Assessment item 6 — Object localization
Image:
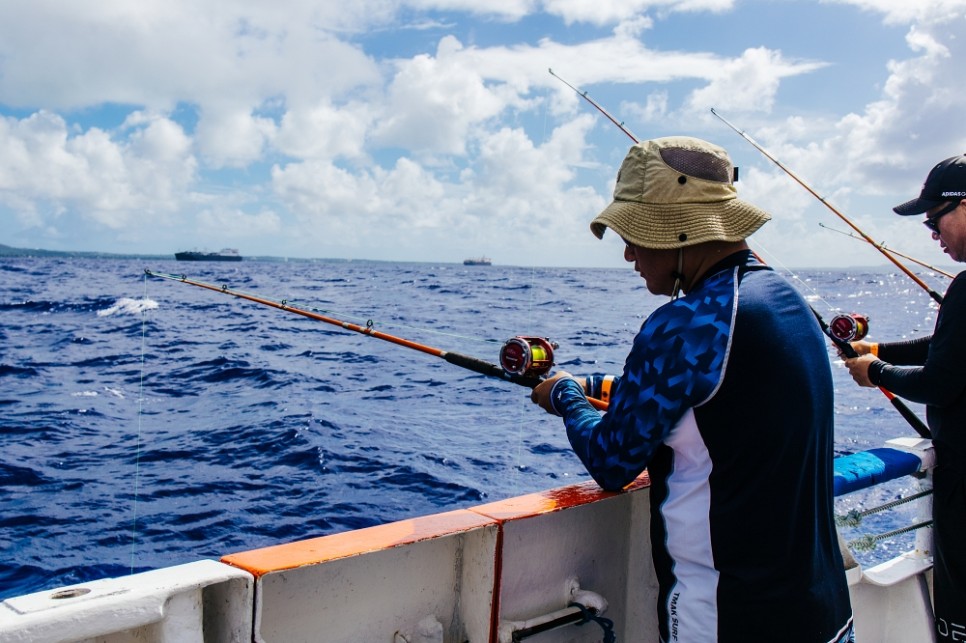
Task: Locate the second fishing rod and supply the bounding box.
[549,69,931,439]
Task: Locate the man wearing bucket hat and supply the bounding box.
[532,136,854,642]
[844,153,966,640]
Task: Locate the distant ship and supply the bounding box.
[175,248,243,262]
[463,256,491,266]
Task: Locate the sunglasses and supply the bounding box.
[923,200,961,234]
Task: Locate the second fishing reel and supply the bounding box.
[500,336,557,379]
[828,313,870,342]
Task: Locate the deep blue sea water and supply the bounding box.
[0,256,951,601]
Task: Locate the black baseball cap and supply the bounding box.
[894,154,966,215]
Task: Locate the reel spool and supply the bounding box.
[499,336,557,378]
[829,313,870,342]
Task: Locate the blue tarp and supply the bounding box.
[833,448,923,496]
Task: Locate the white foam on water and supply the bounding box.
[97,297,159,317]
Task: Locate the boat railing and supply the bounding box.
[832,436,936,641]
[833,436,934,561]
[0,439,939,642]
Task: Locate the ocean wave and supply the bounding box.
[97,297,159,317]
[0,364,41,378]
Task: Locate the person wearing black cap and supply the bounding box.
[844,153,966,641]
[532,136,854,642]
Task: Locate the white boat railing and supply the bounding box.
[0,439,938,642]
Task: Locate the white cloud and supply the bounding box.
[685,47,828,115]
[269,115,603,258]
[0,111,196,231]
[763,14,966,196]
[195,207,283,237]
[372,37,506,156]
[406,0,537,20]
[544,0,734,25]
[825,0,966,26]
[195,107,276,168]
[276,102,371,161]
[0,2,382,109]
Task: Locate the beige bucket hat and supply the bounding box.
[590,136,771,249]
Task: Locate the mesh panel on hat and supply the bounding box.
[660,147,731,183]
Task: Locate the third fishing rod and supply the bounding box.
[818,222,955,279]
[710,108,945,305]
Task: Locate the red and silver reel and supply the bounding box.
[499,336,557,378]
[828,313,870,342]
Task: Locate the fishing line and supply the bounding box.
[752,240,930,439]
[130,272,149,573]
[284,298,502,350]
[750,241,840,313]
[818,222,955,280]
[511,104,554,479]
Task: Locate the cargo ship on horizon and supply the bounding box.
[174,248,242,262]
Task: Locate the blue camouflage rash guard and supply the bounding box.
[549,250,853,643]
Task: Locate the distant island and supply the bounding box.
[0,243,171,260]
[0,243,407,265]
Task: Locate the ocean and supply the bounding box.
[0,256,950,601]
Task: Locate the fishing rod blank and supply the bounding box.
[548,68,638,144]
[144,270,608,410]
[710,108,944,305]
[816,312,931,440]
[819,222,955,279]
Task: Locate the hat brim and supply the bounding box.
[590,198,771,249]
[893,196,943,216]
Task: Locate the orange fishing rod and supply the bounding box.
[818,222,956,279]
[145,269,608,411]
[710,108,944,305]
[814,310,931,439]
[549,70,931,438]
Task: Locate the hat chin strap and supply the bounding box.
[670,248,684,300]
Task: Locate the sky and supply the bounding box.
[1,0,965,269]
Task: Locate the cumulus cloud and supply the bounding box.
[685,47,828,115]
[705,5,966,267]
[372,37,506,156]
[755,13,966,196]
[0,110,196,230]
[269,115,602,257]
[544,0,734,25]
[195,106,276,168]
[1,0,964,266]
[195,207,283,237]
[825,0,966,26]
[276,102,371,161]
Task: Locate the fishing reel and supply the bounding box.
[828,313,870,342]
[499,336,557,378]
